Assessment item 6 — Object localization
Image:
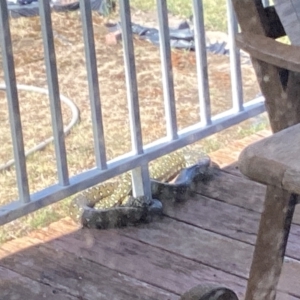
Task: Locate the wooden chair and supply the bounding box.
[232,1,300,299]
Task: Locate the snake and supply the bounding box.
[180,284,239,300]
[69,149,212,229]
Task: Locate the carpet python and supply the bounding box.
[69,149,212,229]
[180,283,239,300]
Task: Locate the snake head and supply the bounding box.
[175,156,211,185]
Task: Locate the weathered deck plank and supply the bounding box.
[119,216,300,298]
[163,190,300,261]
[196,168,300,225]
[197,167,266,212]
[26,223,246,299]
[59,213,300,298]
[0,265,77,300]
[121,217,253,277]
[222,161,242,177]
[0,236,176,300]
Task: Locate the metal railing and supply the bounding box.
[0,0,266,226]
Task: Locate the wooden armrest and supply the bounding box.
[239,123,300,194]
[236,32,300,73]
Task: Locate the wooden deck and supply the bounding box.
[1,130,300,300]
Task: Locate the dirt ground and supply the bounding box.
[0,10,260,210]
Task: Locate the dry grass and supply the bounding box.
[130,0,228,31]
[0,7,264,244]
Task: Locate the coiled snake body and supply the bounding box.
[69,149,211,229]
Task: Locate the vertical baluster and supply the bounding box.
[119,0,151,200]
[227,0,244,112]
[157,0,178,140]
[0,0,30,202]
[192,0,211,124]
[39,0,69,185]
[79,0,107,170]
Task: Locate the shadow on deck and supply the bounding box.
[1,130,300,300]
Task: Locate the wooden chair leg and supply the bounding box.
[245,185,297,300]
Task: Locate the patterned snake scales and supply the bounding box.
[69,151,239,300]
[69,149,212,229]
